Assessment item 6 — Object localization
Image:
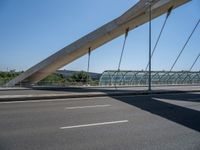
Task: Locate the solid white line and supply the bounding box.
[60,120,128,129]
[188,98,200,101]
[156,97,200,101]
[65,104,111,109]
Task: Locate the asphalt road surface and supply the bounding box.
[0,92,200,150]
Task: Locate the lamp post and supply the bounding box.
[87,47,91,85]
[148,0,152,92]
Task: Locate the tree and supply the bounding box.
[68,71,91,83]
[39,73,65,83]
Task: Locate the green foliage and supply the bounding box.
[0,71,22,85]
[68,71,91,83]
[38,71,93,86]
[39,73,65,84]
[0,70,99,86]
[0,71,21,80]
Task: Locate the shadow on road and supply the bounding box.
[111,93,200,132]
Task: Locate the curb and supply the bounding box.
[0,90,199,102]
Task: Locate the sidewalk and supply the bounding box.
[0,85,199,102]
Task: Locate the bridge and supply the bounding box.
[1,1,200,149]
[6,0,191,87]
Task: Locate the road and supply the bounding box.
[0,92,200,150]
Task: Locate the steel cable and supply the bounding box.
[145,7,173,71]
[170,19,200,71]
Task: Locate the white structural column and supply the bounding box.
[6,0,190,86]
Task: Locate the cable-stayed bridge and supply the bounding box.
[6,0,199,87]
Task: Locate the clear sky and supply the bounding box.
[0,0,199,73]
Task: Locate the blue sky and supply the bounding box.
[0,0,199,73]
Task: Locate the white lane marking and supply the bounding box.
[60,120,128,129]
[65,104,111,109]
[155,97,200,102]
[188,98,200,101]
[0,92,198,104]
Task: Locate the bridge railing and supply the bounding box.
[99,70,200,86]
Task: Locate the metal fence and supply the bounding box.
[99,70,200,86]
